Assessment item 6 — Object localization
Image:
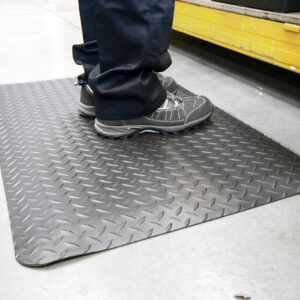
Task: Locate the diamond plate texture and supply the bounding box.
[0,78,300,267]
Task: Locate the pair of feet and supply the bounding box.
[78,74,213,138]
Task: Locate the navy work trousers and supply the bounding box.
[73,0,175,120]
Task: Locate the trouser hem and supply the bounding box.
[96,92,166,121]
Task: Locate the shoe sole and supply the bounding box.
[94,111,212,138]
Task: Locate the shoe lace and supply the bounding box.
[161,92,182,109]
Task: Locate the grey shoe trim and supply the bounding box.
[94,120,137,137]
[94,112,212,138]
[79,102,96,117]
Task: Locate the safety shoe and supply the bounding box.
[94,92,213,138]
[78,73,178,118]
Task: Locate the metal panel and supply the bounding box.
[173,1,300,73]
[181,0,300,25]
[0,78,299,267]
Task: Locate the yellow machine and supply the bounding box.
[173,0,300,74]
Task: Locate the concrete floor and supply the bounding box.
[0,1,300,299]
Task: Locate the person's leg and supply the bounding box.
[72,0,98,83]
[73,0,212,138]
[89,0,175,120]
[74,0,178,118]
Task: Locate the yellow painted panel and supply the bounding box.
[173,1,300,73]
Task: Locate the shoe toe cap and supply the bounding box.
[186,96,213,123]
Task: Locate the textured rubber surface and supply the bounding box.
[0,78,300,267]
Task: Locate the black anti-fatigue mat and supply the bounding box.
[0,78,300,267]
